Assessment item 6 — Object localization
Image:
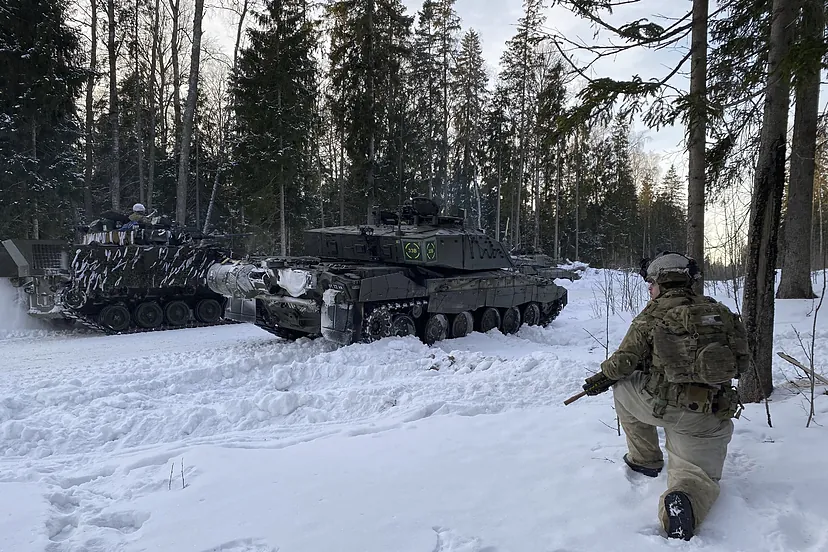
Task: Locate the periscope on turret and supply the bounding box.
[208,197,570,346]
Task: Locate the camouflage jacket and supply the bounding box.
[600,288,741,381]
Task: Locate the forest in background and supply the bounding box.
[0,0,826,273]
[2,0,828,403]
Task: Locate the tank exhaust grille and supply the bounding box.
[31,244,66,270]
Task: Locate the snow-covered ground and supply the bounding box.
[1,270,826,552]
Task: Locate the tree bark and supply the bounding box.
[84,0,97,218]
[134,0,146,205]
[687,0,708,293]
[739,0,798,404]
[147,0,160,211]
[169,0,182,163]
[107,0,120,211]
[175,0,205,225]
[204,0,247,233]
[776,0,822,299]
[555,143,562,259]
[575,127,580,261]
[496,147,502,242]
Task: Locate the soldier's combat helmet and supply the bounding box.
[638,251,700,287]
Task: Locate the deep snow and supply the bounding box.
[0,269,826,552]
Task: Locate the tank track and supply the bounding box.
[60,310,241,336]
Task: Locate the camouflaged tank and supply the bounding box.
[208,197,569,346]
[1,211,235,334]
[510,248,582,282]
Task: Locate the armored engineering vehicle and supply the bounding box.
[208,197,569,346]
[1,211,234,334]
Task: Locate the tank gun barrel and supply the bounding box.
[206,261,271,299]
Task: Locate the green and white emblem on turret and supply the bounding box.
[403,241,421,260]
[425,241,436,261]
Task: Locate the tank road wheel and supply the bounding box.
[424,314,449,345]
[164,300,190,326]
[476,307,501,333]
[363,307,393,342]
[450,311,473,339]
[522,302,542,327]
[390,314,417,337]
[195,298,222,324]
[134,301,164,329]
[500,306,522,335]
[98,305,131,333]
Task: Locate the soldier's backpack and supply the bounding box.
[651,298,750,385]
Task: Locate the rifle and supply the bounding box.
[563,390,587,406]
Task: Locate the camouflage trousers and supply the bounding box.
[613,371,734,533]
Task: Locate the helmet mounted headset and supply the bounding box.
[638,251,700,287]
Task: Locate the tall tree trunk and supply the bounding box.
[740,0,797,404]
[278,89,286,255]
[84,0,97,218]
[440,5,449,205]
[777,0,822,299]
[107,0,120,211]
[496,149,502,242]
[147,0,160,211]
[555,144,562,259]
[575,129,580,261]
[204,0,247,233]
[233,0,249,68]
[339,130,345,225]
[169,0,182,163]
[175,0,205,225]
[134,0,146,205]
[687,0,708,293]
[367,0,376,206]
[32,124,40,238]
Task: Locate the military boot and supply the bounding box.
[623,453,662,478]
[664,491,695,541]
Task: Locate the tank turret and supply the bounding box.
[210,197,569,346]
[303,197,511,271]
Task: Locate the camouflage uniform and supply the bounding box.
[129,203,147,223]
[600,285,745,536]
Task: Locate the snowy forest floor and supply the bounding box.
[0,269,826,552]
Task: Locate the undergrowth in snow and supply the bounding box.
[0,268,826,552]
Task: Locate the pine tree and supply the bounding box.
[450,29,488,222]
[602,117,639,265]
[534,54,567,256]
[410,0,440,199]
[434,0,460,205]
[480,84,514,241]
[327,0,413,218]
[231,0,319,254]
[0,0,86,239]
[498,0,545,247]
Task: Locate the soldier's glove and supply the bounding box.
[583,372,616,396]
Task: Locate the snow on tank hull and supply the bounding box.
[2,233,235,334]
[207,197,569,346]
